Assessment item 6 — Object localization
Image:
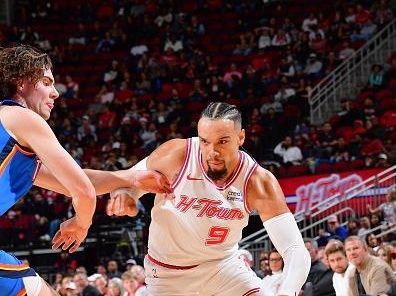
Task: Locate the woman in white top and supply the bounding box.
[262,250,284,295]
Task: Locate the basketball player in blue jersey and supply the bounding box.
[0,45,171,295]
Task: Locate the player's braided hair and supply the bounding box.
[201,102,242,128]
[0,44,52,98]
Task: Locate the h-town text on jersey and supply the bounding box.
[175,195,245,220]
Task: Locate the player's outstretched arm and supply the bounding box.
[1,107,96,252]
[247,166,310,296]
[107,138,187,217]
[34,166,171,196]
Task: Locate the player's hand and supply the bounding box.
[51,216,90,253]
[132,170,172,194]
[107,188,139,217]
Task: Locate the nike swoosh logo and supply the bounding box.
[186,173,203,181]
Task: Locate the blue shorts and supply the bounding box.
[0,250,36,296]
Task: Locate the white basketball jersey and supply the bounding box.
[148,137,258,266]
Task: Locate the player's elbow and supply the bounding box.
[291,244,311,276]
[71,181,96,201]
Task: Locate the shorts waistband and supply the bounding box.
[147,254,199,270]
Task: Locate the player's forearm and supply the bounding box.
[71,184,96,228]
[263,212,310,295]
[83,169,133,195]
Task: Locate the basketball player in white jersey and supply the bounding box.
[107,102,311,296]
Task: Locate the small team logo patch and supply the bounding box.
[226,191,243,202]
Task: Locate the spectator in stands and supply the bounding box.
[376,153,391,168]
[274,83,296,103]
[370,213,383,234]
[73,271,101,296]
[233,33,253,56]
[257,28,272,50]
[63,75,79,99]
[223,63,242,88]
[318,247,330,268]
[351,19,378,41]
[355,4,371,26]
[278,58,296,78]
[57,276,73,296]
[338,41,356,61]
[344,236,395,295]
[303,238,336,296]
[130,265,146,287]
[367,64,384,89]
[374,0,394,25]
[77,115,98,144]
[302,13,318,32]
[96,264,107,278]
[122,270,147,296]
[164,34,183,53]
[368,189,396,226]
[107,260,122,279]
[327,215,348,241]
[273,136,303,166]
[68,23,87,45]
[54,251,78,275]
[96,31,115,53]
[304,53,323,79]
[272,29,291,47]
[358,216,371,237]
[325,240,356,296]
[377,244,394,270]
[346,218,360,236]
[93,275,108,295]
[262,249,284,295]
[108,277,124,296]
[366,233,380,251]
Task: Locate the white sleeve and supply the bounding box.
[263,212,311,296]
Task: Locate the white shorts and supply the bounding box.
[144,253,266,296]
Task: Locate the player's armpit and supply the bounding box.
[246,166,289,221]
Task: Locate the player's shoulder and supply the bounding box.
[151,138,187,157]
[147,138,188,173]
[250,165,276,183]
[0,105,49,146]
[0,105,44,127]
[247,165,281,193]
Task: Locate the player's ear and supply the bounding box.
[16,80,26,95]
[238,129,245,146]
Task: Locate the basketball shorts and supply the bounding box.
[144,253,267,296]
[0,250,42,296]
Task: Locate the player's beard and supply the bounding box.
[206,163,228,180]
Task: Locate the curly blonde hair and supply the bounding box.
[0,44,52,98]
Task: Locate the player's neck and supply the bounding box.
[13,96,27,108]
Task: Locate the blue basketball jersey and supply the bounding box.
[0,100,41,294]
[0,100,41,216]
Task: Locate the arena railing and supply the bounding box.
[309,18,396,125]
[240,165,396,250]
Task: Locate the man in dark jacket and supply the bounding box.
[303,238,336,296]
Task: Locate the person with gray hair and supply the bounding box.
[344,235,395,295]
[108,277,125,296]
